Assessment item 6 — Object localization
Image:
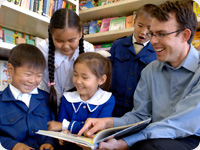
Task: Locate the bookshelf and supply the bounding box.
[0,0,79,59]
[80,0,188,44]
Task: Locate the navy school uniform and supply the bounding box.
[109,34,157,117]
[57,88,115,134]
[0,85,56,149]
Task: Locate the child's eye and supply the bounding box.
[83,77,88,80]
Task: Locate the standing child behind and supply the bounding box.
[110,4,157,117]
[38,8,94,116]
[0,44,56,150]
[48,52,115,134]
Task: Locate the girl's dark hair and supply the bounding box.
[151,1,197,44]
[74,52,112,91]
[48,8,84,116]
[9,43,46,70]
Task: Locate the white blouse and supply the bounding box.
[37,39,94,105]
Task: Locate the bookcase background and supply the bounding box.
[0,0,199,59]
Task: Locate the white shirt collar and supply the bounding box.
[9,83,38,107]
[54,48,79,68]
[63,88,112,112]
[132,34,149,46]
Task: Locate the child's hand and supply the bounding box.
[48,121,62,131]
[40,143,54,150]
[59,129,70,145]
[12,143,34,150]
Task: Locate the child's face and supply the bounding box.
[52,28,82,59]
[7,63,43,93]
[134,14,152,44]
[73,62,106,101]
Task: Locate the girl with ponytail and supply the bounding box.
[38,9,94,117]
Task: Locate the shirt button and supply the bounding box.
[10,119,14,122]
[128,88,131,91]
[125,102,128,105]
[131,72,134,76]
[31,129,35,133]
[81,121,84,124]
[42,111,45,114]
[83,106,86,109]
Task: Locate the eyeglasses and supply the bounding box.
[146,29,185,40]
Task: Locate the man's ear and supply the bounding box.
[7,63,14,77]
[182,28,191,43]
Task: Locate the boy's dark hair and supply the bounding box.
[74,52,112,91]
[8,43,46,70]
[135,4,157,20]
[151,1,197,44]
[48,8,84,116]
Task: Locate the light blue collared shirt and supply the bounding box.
[114,45,200,146]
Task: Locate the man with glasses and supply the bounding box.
[78,1,200,150]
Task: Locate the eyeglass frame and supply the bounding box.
[146,29,185,40]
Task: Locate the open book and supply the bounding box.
[36,118,151,149]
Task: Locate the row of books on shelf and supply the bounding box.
[0,27,44,47]
[7,0,76,18]
[79,0,124,10]
[83,13,136,35]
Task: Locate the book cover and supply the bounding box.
[37,0,43,15]
[49,0,54,17]
[3,28,15,44]
[36,118,151,149]
[96,20,102,33]
[80,1,94,10]
[89,20,97,34]
[13,33,21,45]
[82,22,90,35]
[16,37,26,44]
[26,39,35,45]
[192,31,200,51]
[109,16,126,31]
[100,17,117,32]
[126,15,133,28]
[0,29,4,42]
[193,1,200,18]
[0,60,11,86]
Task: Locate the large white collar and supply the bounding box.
[63,88,112,113]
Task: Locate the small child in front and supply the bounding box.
[48,52,115,133]
[0,44,56,150]
[48,52,115,149]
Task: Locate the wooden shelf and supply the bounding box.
[84,27,134,44]
[79,0,182,22]
[0,1,50,39]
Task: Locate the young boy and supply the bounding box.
[0,44,56,150]
[110,4,157,117]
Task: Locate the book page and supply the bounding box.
[93,118,151,144]
[36,130,95,149]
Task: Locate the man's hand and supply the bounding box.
[97,139,129,150]
[78,118,114,137]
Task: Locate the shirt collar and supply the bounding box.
[9,83,38,100]
[162,45,199,72]
[54,48,79,68]
[132,34,149,46]
[63,88,112,112]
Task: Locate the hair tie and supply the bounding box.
[47,81,56,87]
